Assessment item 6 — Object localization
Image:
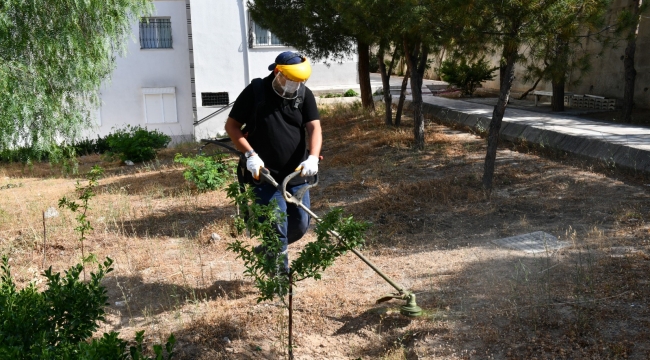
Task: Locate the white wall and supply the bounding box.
[191,0,358,140]
[97,0,193,144]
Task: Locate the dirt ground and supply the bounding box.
[1,102,649,359]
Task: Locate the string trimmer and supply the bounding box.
[199,139,423,317]
[258,168,423,318]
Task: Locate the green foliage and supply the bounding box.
[0,256,175,359]
[0,136,110,165]
[291,208,368,281]
[174,153,236,191]
[59,166,103,244]
[58,165,104,265]
[0,128,159,166]
[320,90,359,98]
[0,146,50,164]
[105,125,171,163]
[73,136,112,157]
[0,256,112,357]
[226,182,369,302]
[321,93,343,98]
[226,183,289,302]
[0,0,152,152]
[520,0,611,93]
[439,57,497,96]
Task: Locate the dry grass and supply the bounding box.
[1,102,649,359]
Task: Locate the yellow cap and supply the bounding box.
[276,57,312,82]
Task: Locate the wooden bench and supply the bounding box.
[532,90,574,106]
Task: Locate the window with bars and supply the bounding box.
[248,17,284,47]
[201,92,229,106]
[139,18,172,49]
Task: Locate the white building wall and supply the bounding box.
[98,0,193,144]
[191,0,359,140]
[99,0,360,144]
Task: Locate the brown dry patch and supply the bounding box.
[1,103,650,358]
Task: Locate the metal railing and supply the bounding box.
[248,24,285,48]
[193,102,235,126]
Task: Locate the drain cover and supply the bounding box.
[492,231,570,254]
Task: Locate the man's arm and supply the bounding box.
[305,120,322,157]
[225,117,254,154]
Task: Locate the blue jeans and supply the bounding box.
[253,182,311,270]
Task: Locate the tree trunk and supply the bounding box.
[518,75,543,100]
[622,0,641,123]
[483,47,517,197]
[357,40,375,111]
[551,79,565,112]
[377,47,393,126]
[395,66,410,127]
[499,63,507,90]
[404,38,428,150]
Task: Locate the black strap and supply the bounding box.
[237,78,305,186]
[243,78,265,136]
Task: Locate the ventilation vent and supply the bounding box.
[201,92,229,106]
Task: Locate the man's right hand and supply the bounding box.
[246,154,264,180]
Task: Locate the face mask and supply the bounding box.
[272,72,305,99]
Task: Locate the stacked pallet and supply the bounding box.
[570,94,616,110]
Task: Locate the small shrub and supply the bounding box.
[105,125,171,163]
[226,182,369,302]
[73,136,111,156]
[343,89,359,97]
[0,137,111,165]
[174,153,236,191]
[0,256,175,359]
[439,56,498,96]
[59,165,104,264]
[0,146,53,164]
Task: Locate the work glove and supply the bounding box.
[246,153,264,180]
[297,155,319,177]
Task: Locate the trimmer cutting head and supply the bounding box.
[399,293,423,317]
[377,292,423,317]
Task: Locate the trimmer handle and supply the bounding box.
[253,168,318,206]
[252,167,271,186]
[281,170,318,205]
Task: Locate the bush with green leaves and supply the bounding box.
[439,56,498,96]
[226,182,369,302]
[174,153,236,191]
[0,256,175,359]
[59,165,104,266]
[73,136,112,156]
[105,125,171,163]
[343,89,359,97]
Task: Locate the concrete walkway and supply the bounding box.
[370,73,650,173]
[416,96,650,173]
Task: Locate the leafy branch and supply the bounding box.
[0,256,176,359]
[226,183,289,302]
[58,165,103,277]
[291,208,369,282]
[174,153,236,192]
[226,182,369,303]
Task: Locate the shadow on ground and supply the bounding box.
[103,275,250,317]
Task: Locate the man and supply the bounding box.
[225,51,322,272]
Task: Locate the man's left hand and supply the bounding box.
[297,155,319,176]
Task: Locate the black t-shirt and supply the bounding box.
[229,73,320,185]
